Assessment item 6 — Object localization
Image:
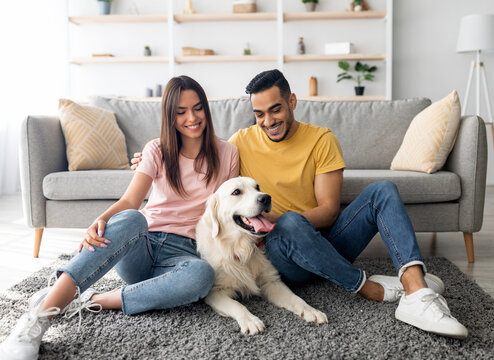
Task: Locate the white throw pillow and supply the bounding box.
[391,91,461,174]
[59,99,130,171]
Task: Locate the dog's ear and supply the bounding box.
[204,194,222,239]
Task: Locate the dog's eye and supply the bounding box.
[255,184,260,191]
[231,189,241,196]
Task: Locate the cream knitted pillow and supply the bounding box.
[391,91,461,174]
[59,99,130,171]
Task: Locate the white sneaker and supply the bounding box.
[369,273,445,302]
[0,307,60,360]
[63,288,102,325]
[395,288,468,339]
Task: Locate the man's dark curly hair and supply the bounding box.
[245,69,292,101]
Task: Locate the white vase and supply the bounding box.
[98,1,111,15]
[305,3,316,12]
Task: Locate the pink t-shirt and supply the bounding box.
[136,137,239,239]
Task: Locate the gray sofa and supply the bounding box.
[20,97,488,262]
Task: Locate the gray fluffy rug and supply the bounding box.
[0,255,493,360]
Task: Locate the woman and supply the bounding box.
[0,76,239,359]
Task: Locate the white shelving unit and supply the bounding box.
[67,0,392,99]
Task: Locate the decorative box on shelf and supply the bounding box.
[182,47,215,56]
[233,0,257,13]
[324,42,353,55]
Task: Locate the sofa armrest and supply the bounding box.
[19,116,68,228]
[444,115,487,232]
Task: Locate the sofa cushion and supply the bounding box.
[43,170,138,200]
[58,99,130,171]
[391,91,461,173]
[44,169,460,205]
[341,170,461,204]
[208,97,256,140]
[294,98,432,169]
[89,96,432,171]
[90,97,256,160]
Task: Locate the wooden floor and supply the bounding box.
[0,188,493,297]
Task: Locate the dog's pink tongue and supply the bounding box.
[247,215,276,233]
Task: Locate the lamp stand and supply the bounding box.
[462,50,493,123]
[462,50,494,153]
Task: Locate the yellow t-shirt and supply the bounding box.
[229,122,346,215]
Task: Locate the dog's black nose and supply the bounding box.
[257,194,271,206]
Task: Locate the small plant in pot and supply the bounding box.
[337,61,377,96]
[97,0,113,15]
[302,0,318,12]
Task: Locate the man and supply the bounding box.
[133,70,468,339]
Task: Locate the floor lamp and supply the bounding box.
[457,14,494,130]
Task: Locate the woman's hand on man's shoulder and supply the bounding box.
[130,152,143,170]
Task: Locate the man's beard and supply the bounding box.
[267,113,294,143]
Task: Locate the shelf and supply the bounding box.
[175,55,277,64]
[299,95,387,102]
[70,56,169,65]
[70,54,384,65]
[69,14,168,25]
[174,12,277,23]
[69,11,386,25]
[284,11,386,21]
[284,54,386,62]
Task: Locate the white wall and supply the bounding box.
[0,1,68,194]
[393,0,494,183]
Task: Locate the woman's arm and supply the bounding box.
[98,172,152,222]
[79,172,153,252]
[228,147,240,179]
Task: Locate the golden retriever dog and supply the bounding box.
[196,177,328,335]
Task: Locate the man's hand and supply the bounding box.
[130,152,143,170]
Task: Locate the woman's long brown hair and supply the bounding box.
[160,76,219,197]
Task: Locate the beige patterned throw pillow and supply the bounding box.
[59,99,130,171]
[390,91,461,174]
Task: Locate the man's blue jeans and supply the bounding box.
[58,209,214,315]
[265,181,425,292]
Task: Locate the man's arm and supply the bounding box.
[300,169,343,229]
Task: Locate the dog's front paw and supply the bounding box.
[297,305,328,324]
[238,314,265,335]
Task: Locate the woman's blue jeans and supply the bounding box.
[58,209,214,315]
[265,181,425,292]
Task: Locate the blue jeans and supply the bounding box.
[265,181,424,292]
[58,209,214,315]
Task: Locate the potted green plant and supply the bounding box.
[97,0,113,15]
[302,0,318,12]
[337,61,377,96]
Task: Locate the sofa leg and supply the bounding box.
[463,232,475,263]
[34,228,44,258]
[429,232,437,256]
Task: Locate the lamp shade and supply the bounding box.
[457,14,494,53]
